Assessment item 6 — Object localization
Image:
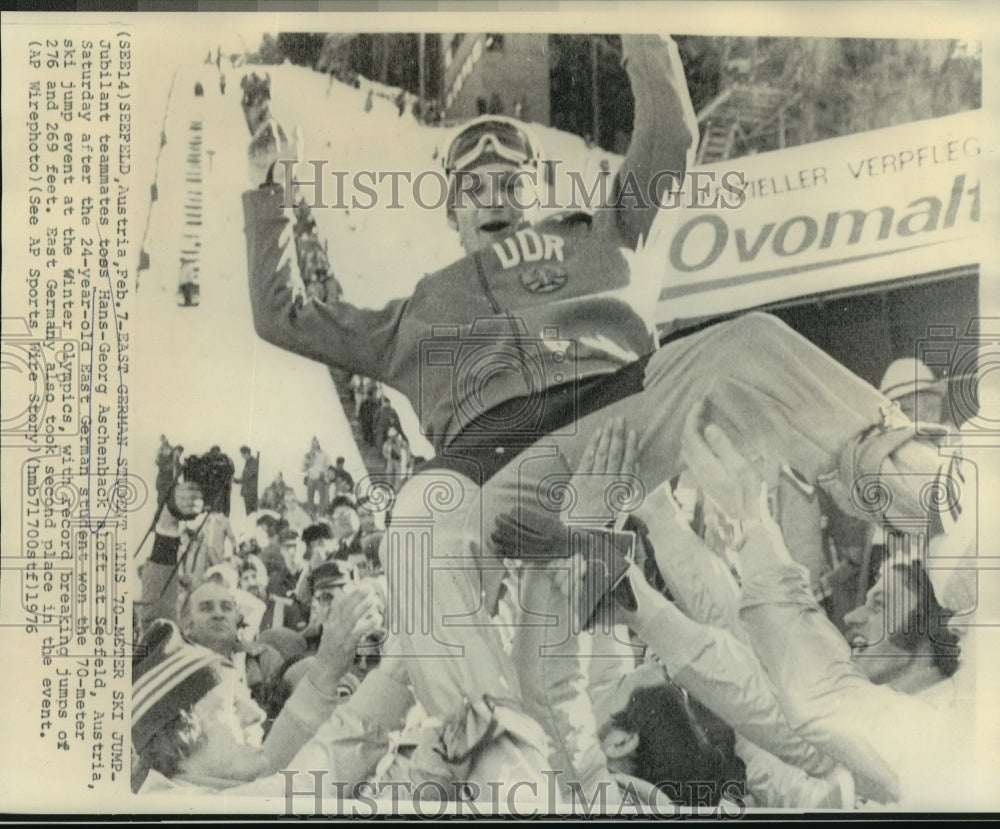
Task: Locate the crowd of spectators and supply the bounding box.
[136,358,982,809]
[136,436,389,794]
[349,376,416,481]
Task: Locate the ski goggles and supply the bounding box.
[445,117,541,175]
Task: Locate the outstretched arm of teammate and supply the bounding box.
[543,421,832,778]
[680,420,947,804]
[613,563,834,778]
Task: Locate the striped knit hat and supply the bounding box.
[132,620,225,753]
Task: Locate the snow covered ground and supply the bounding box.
[130,56,622,553]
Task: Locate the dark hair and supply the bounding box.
[302,523,333,546]
[888,558,961,678]
[240,445,251,455]
[256,514,280,536]
[330,495,358,514]
[253,655,306,729]
[138,709,206,782]
[611,682,745,807]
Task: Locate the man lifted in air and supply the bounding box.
[243,33,950,797]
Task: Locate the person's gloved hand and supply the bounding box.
[155,479,204,536]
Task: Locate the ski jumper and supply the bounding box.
[243,35,940,795]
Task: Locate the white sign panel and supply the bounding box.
[658,109,983,322]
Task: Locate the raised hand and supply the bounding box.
[681,400,769,525]
[526,417,643,630]
[312,589,381,691]
[566,415,640,522]
[681,408,786,557]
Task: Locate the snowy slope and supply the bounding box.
[131,63,371,548]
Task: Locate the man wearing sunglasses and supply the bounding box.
[243,32,954,803]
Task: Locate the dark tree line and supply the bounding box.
[249,32,980,158]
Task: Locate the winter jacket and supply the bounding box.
[245,36,696,453]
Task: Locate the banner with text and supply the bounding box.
[656,109,983,324]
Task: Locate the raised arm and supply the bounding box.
[244,183,408,380]
[621,576,833,778]
[595,34,698,250]
[633,481,744,638]
[137,481,205,630]
[682,420,944,804]
[554,421,831,777]
[260,590,397,770]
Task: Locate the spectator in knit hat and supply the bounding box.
[292,522,337,607]
[239,554,306,634]
[132,620,267,790]
[133,594,401,795]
